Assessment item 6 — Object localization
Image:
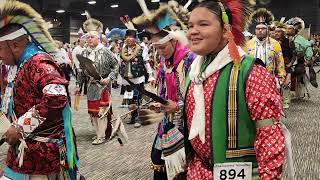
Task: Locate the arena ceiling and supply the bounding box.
[20,0,319,41]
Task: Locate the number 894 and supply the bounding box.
[219,169,246,180]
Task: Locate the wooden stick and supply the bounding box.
[111,100,153,122]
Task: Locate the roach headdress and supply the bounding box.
[274,17,287,32]
[250,8,274,26]
[0,0,57,53]
[83,11,103,38]
[286,17,305,33]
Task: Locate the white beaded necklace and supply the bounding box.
[1,65,17,114]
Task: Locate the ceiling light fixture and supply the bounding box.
[81,12,86,16]
[56,9,65,13]
[110,4,119,8]
[151,0,160,2]
[88,1,96,5]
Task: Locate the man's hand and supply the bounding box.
[75,87,80,95]
[305,60,312,67]
[100,78,110,85]
[284,74,291,86]
[277,77,285,86]
[161,100,177,114]
[5,126,22,146]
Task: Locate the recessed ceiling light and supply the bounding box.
[56,9,65,13]
[151,0,160,2]
[110,4,119,8]
[88,1,96,5]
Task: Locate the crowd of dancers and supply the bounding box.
[0,0,318,179]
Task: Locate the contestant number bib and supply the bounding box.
[213,162,252,180]
[124,91,134,99]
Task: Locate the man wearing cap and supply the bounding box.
[274,20,295,108]
[81,13,119,145]
[286,17,314,98]
[120,16,154,128]
[0,0,78,179]
[246,8,286,85]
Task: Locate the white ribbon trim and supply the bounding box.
[1,66,17,114]
[0,28,27,41]
[188,45,246,144]
[82,31,100,39]
[152,34,173,45]
[152,30,188,46]
[17,139,28,168]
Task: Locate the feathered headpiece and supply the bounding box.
[286,17,305,33]
[107,28,125,41]
[133,0,188,33]
[0,0,57,53]
[210,0,253,65]
[250,8,274,26]
[132,0,190,45]
[273,17,287,32]
[83,11,103,37]
[219,0,253,46]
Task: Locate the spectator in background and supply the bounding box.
[109,40,121,89]
[72,37,88,95]
[101,34,108,48]
[54,40,73,81]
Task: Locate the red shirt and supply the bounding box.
[7,53,69,175]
